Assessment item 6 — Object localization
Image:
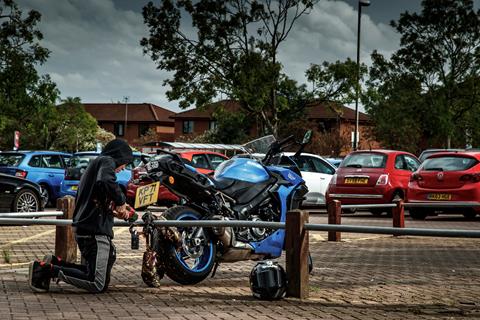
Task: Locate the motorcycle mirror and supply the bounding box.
[302,130,312,144]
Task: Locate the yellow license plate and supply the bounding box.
[134,182,160,209]
[344,177,368,184]
[71,185,78,191]
[427,193,451,201]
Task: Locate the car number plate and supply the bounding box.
[134,182,160,209]
[427,193,451,201]
[71,185,78,191]
[344,177,369,184]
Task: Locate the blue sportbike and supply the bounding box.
[140,132,312,285]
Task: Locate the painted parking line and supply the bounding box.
[310,233,389,242]
[0,229,55,249]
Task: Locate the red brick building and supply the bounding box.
[171,100,258,140]
[305,101,380,153]
[83,103,175,146]
[171,100,379,154]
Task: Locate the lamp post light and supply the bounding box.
[353,0,370,151]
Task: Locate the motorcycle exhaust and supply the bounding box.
[211,216,263,262]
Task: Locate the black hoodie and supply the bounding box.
[72,139,134,237]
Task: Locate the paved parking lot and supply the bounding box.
[1,210,479,319]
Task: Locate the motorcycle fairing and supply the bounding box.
[249,183,295,257]
[214,158,270,183]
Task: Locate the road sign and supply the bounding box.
[13,131,20,150]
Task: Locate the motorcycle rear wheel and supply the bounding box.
[157,206,216,285]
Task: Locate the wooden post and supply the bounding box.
[285,209,309,299]
[328,200,341,242]
[55,196,77,263]
[392,199,405,235]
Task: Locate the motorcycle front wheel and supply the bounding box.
[158,206,216,285]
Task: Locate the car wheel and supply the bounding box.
[13,189,40,212]
[342,208,356,214]
[409,209,427,220]
[462,210,477,220]
[371,209,385,216]
[40,184,51,206]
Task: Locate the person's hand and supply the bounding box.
[113,204,128,220]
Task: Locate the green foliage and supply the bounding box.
[141,0,318,135]
[0,0,59,150]
[49,97,98,152]
[366,0,480,152]
[208,107,251,144]
[306,58,367,105]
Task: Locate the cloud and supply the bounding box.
[18,0,177,110]
[278,0,400,84]
[16,0,400,112]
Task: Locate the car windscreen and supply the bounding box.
[422,156,478,171]
[69,155,98,169]
[0,153,25,167]
[341,153,387,169]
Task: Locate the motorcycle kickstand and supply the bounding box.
[210,261,220,278]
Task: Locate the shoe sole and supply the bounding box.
[28,261,47,293]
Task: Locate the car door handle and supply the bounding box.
[48,174,54,177]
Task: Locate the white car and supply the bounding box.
[238,152,336,207]
[282,152,337,206]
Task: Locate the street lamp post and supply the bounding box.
[353,0,370,151]
[123,96,129,138]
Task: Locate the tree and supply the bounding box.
[0,0,59,150]
[49,97,98,152]
[306,58,367,106]
[366,0,480,151]
[141,0,318,136]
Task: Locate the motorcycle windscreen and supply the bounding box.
[214,158,270,184]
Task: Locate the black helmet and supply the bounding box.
[249,261,286,300]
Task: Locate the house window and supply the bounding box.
[138,123,150,137]
[209,120,217,131]
[114,123,125,136]
[183,120,194,134]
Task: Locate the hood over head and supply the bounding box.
[101,139,134,167]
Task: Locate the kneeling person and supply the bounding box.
[28,139,133,293]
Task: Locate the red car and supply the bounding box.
[407,151,480,220]
[127,150,229,207]
[326,150,420,216]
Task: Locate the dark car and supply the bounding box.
[0,151,71,205]
[0,173,45,212]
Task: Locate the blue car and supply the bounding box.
[60,151,146,198]
[0,151,72,205]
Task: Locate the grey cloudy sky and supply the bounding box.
[17,0,422,112]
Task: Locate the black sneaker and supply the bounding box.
[28,261,52,293]
[43,254,62,266]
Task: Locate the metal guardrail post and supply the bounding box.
[285,209,309,299]
[392,199,405,234]
[55,197,77,263]
[328,200,341,241]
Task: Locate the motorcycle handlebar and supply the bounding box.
[277,135,295,146]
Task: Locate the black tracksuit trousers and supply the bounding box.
[52,234,116,293]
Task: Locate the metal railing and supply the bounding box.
[1,215,479,238]
[1,198,480,299]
